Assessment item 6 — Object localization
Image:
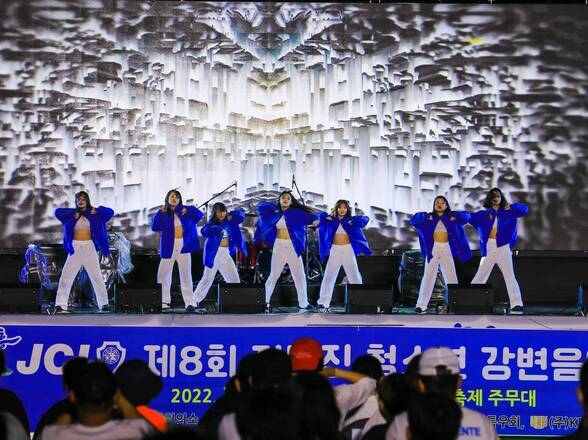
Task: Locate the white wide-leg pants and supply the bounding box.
[265,239,309,308]
[194,247,240,304]
[318,244,362,308]
[55,240,109,308]
[471,239,523,308]
[416,242,458,310]
[157,238,195,307]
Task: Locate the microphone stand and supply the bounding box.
[291,177,322,281]
[198,181,237,223]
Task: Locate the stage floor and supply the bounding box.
[2,311,588,330]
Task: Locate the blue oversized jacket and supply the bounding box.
[201,210,247,269]
[256,202,319,257]
[469,203,528,256]
[151,205,204,259]
[317,212,372,262]
[410,211,472,262]
[55,206,114,255]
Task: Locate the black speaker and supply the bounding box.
[0,284,40,313]
[219,284,264,313]
[578,284,588,315]
[447,284,494,314]
[346,284,393,314]
[115,286,162,313]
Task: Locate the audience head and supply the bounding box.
[289,338,324,373]
[417,347,461,397]
[250,348,291,388]
[407,393,462,440]
[225,352,259,395]
[377,373,415,422]
[236,386,302,440]
[71,362,117,414]
[292,371,341,440]
[115,359,163,406]
[351,354,384,381]
[62,357,89,390]
[404,354,421,380]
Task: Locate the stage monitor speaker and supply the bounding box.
[447,284,494,314]
[0,284,40,313]
[578,284,588,316]
[115,286,161,313]
[346,284,393,314]
[219,284,264,313]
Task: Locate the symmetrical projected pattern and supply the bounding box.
[0,2,587,250]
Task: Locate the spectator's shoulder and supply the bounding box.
[386,411,409,440]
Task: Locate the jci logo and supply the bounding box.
[96,341,127,370]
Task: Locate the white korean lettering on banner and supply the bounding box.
[552,348,585,381]
[366,344,397,374]
[481,347,513,380]
[205,344,237,378]
[517,347,548,381]
[323,344,352,367]
[401,345,422,366]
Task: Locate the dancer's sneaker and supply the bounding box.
[510,305,524,315]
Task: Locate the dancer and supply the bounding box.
[257,191,319,311]
[152,190,203,313]
[316,200,372,311]
[411,196,471,313]
[469,188,528,313]
[53,191,114,314]
[193,202,246,308]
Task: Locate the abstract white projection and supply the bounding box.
[0,1,587,250]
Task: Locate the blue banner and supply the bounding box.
[0,323,586,436]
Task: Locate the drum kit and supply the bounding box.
[234,212,324,285]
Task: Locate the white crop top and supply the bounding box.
[434,220,447,233]
[222,228,228,238]
[174,214,182,227]
[74,216,90,230]
[492,217,498,229]
[336,224,347,235]
[276,216,287,230]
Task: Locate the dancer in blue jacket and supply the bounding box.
[193,202,246,306]
[152,189,203,312]
[53,191,114,313]
[469,188,528,313]
[257,191,319,310]
[411,196,471,313]
[316,200,372,311]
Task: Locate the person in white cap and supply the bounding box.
[386,346,498,440]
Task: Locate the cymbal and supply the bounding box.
[245,212,259,217]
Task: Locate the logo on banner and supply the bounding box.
[0,327,22,350]
[96,341,126,370]
[530,416,549,430]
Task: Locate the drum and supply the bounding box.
[398,250,446,307]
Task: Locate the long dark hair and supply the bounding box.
[164,189,183,216]
[277,190,313,213]
[210,202,227,225]
[75,191,93,211]
[483,187,508,209]
[292,372,341,440]
[431,195,451,216]
[332,199,351,218]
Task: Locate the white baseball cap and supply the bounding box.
[419,347,460,376]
